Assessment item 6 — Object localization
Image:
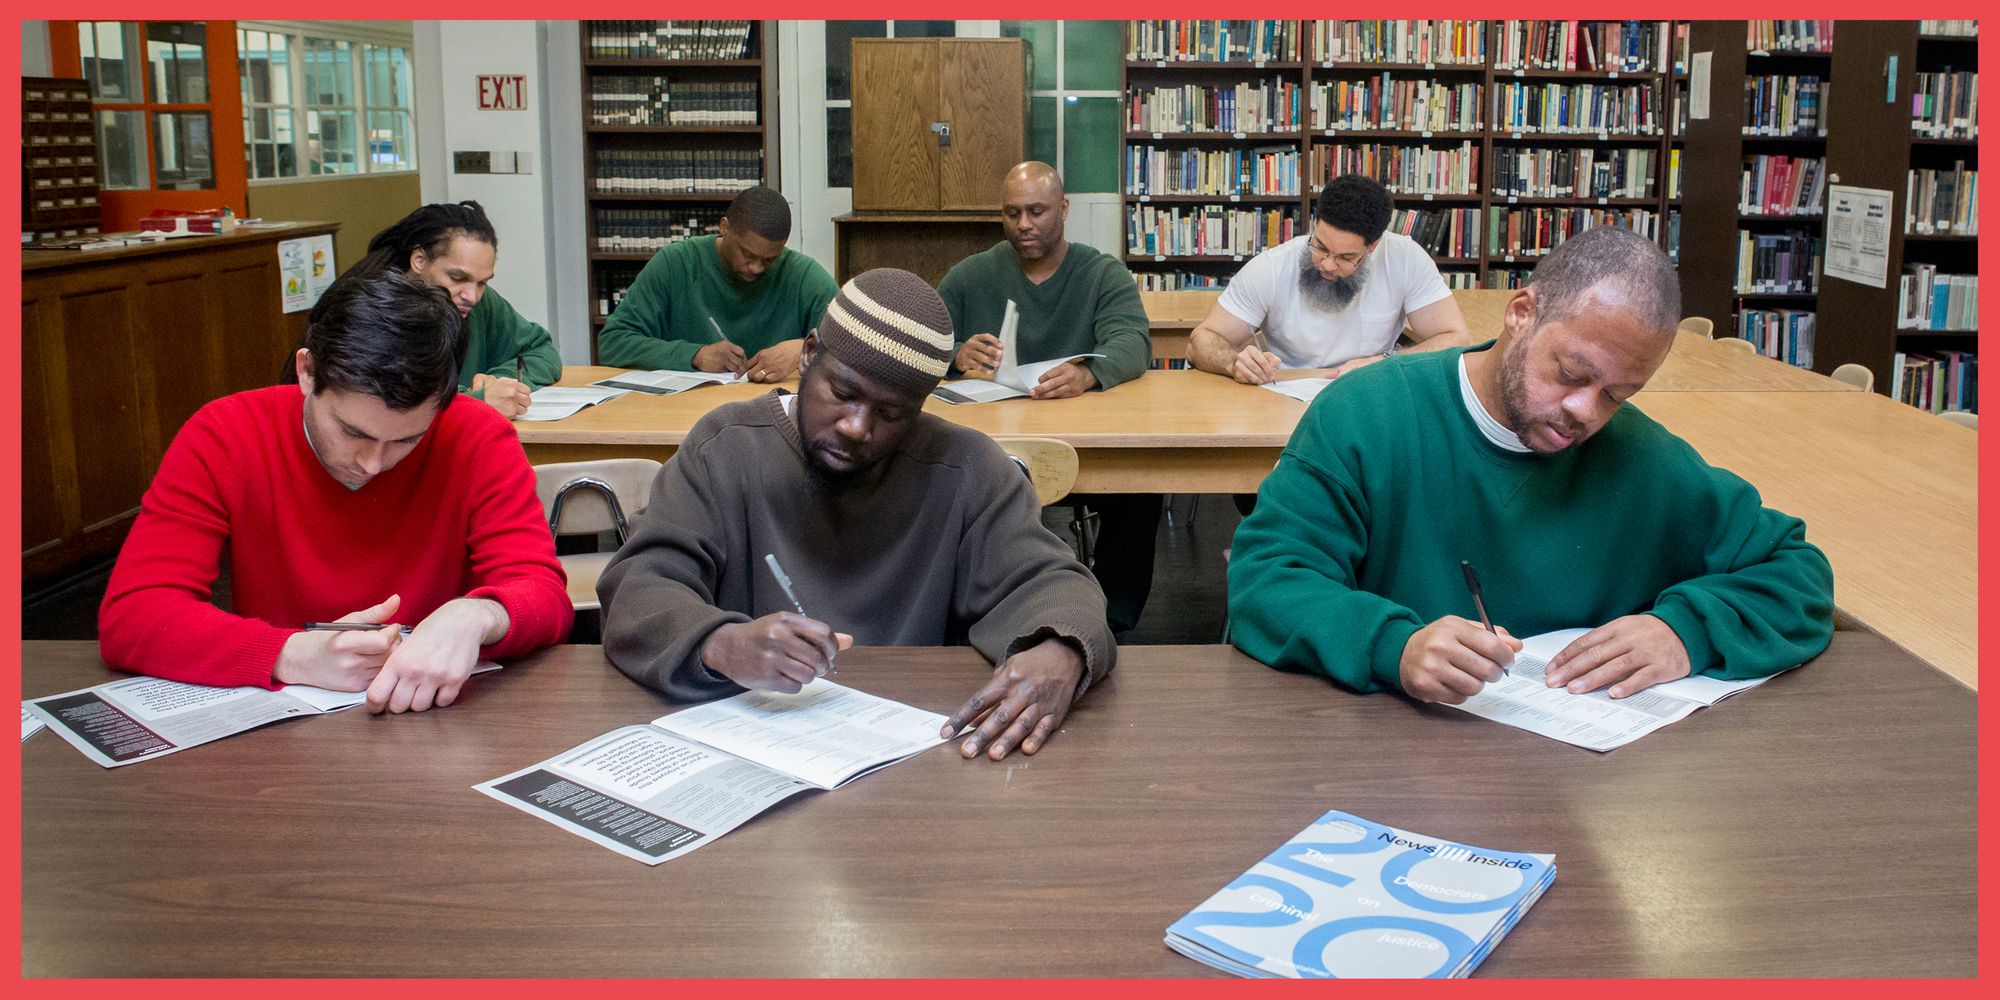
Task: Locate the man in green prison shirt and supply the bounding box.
[937,161,1160,636]
[1229,226,1833,704]
[597,186,839,383]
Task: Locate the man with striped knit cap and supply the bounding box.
[600,268,1115,762]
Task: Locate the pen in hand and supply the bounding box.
[1459,560,1507,678]
[303,621,413,636]
[764,553,834,677]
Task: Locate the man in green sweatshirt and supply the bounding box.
[937,162,1160,636]
[599,268,1115,763]
[596,185,838,382]
[1229,225,1833,703]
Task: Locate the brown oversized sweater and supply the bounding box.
[597,391,1115,701]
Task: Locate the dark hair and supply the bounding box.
[301,270,466,411]
[1314,174,1393,244]
[723,185,792,241]
[1527,225,1682,336]
[358,200,498,276]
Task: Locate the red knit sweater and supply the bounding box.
[99,385,573,687]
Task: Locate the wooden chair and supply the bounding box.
[1939,410,1978,430]
[533,458,663,613]
[993,436,1091,563]
[1830,363,1874,393]
[1715,335,1758,355]
[1677,316,1716,339]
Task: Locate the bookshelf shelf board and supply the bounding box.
[1316,60,1488,72]
[1128,193,1302,204]
[583,59,762,69]
[1917,34,1979,43]
[1910,136,1980,147]
[1429,256,1480,266]
[1734,291,1820,301]
[1494,67,1664,80]
[1740,132,1829,142]
[1388,192,1484,202]
[1744,49,1833,59]
[587,191,745,202]
[1124,130,1304,142]
[1123,60,1307,71]
[1311,128,1486,141]
[1896,328,1978,337]
[1492,131,1666,143]
[588,252,662,261]
[585,125,764,135]
[1903,233,1980,242]
[1495,196,1660,207]
[1738,212,1827,222]
[1124,254,1272,263]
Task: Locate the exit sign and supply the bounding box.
[478,75,526,110]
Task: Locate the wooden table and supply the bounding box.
[20,636,1973,977]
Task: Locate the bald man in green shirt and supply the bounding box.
[598,186,838,382]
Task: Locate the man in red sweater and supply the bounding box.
[99,270,572,713]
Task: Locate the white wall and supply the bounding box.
[21,21,51,76]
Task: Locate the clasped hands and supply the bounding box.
[273,594,507,714]
[1399,613,1691,705]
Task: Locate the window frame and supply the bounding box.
[74,19,221,192]
[237,20,418,185]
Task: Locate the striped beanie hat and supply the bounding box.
[815,268,956,397]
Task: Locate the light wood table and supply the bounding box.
[20,636,1973,977]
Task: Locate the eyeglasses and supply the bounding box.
[1307,239,1369,268]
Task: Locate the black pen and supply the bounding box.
[1459,560,1507,678]
[303,622,413,636]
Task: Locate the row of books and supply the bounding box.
[1735,229,1821,294]
[591,208,722,253]
[1736,309,1816,368]
[1315,141,1479,196]
[1487,206,1657,257]
[1910,71,1977,140]
[584,21,754,61]
[1746,20,1832,54]
[1127,20,1302,63]
[1742,75,1827,137]
[1492,81,1660,135]
[1126,145,1303,197]
[1132,272,1226,291]
[1897,266,1978,331]
[1442,270,1479,288]
[1125,205,1302,257]
[1918,21,1977,37]
[1667,208,1682,261]
[1891,351,1977,414]
[1493,147,1658,200]
[1309,77,1481,133]
[1389,207,1480,258]
[1491,19,1675,73]
[587,78,759,127]
[1482,266,1536,288]
[592,150,761,194]
[594,262,646,317]
[1739,155,1826,217]
[1907,164,1978,236]
[1127,80,1303,134]
[1308,20,1486,65]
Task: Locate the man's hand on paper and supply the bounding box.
[1399,616,1521,705]
[273,593,403,691]
[1231,344,1281,384]
[701,612,855,694]
[954,333,1004,376]
[942,637,1085,760]
[1029,361,1098,399]
[743,339,803,383]
[367,597,508,714]
[1544,614,1691,698]
[470,373,533,419]
[694,340,749,374]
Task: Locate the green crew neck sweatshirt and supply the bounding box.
[1228,344,1834,694]
[596,235,838,371]
[937,241,1151,390]
[457,287,563,396]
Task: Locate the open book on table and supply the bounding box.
[933,299,1104,404]
[590,368,746,395]
[475,679,954,865]
[518,385,628,421]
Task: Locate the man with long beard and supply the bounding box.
[1225,226,1833,704]
[597,268,1115,762]
[1188,174,1470,383]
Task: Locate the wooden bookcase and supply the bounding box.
[578,20,778,362]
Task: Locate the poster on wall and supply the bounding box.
[279,238,310,313]
[1824,184,1893,289]
[305,234,337,302]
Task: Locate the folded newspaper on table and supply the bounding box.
[519,385,628,421]
[933,299,1103,403]
[1167,810,1554,979]
[1450,628,1792,751]
[590,368,745,395]
[476,679,955,865]
[26,663,501,767]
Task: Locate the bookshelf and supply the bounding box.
[578,20,778,361]
[20,77,102,245]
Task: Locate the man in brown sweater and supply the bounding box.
[598,268,1115,762]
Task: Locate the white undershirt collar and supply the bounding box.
[1459,355,1532,453]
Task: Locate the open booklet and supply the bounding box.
[933,299,1104,404]
[1258,376,1335,404]
[1449,628,1791,751]
[519,385,628,422]
[25,663,501,767]
[476,680,953,865]
[590,368,747,395]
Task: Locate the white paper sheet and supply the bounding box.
[591,369,743,395]
[651,680,953,790]
[1258,377,1335,403]
[519,385,628,421]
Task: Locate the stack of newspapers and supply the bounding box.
[1166,810,1554,978]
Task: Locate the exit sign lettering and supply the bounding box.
[478,75,526,110]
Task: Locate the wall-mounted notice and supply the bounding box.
[279,238,309,313]
[1689,52,1712,119]
[1824,184,1893,289]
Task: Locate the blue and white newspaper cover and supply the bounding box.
[1166,810,1556,978]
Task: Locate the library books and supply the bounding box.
[1493,19,1673,73]
[1127,204,1300,258]
[1666,148,1682,200]
[1734,229,1821,294]
[1911,71,1978,140]
[1897,266,1978,332]
[1134,272,1225,291]
[1891,351,1977,414]
[586,20,753,61]
[1745,20,1833,54]
[1316,142,1479,196]
[1165,809,1554,978]
[1126,79,1303,134]
[1127,144,1301,197]
[1919,20,1978,37]
[591,208,722,253]
[588,77,759,127]
[1389,207,1480,259]
[1738,155,1826,217]
[1493,147,1656,200]
[1736,308,1816,368]
[1741,74,1827,137]
[1309,20,1486,65]
[1127,20,1302,63]
[1309,76,1481,132]
[1493,80,1659,135]
[1906,164,1979,236]
[593,149,760,195]
[1487,206,1658,258]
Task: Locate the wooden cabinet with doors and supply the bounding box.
[851,38,1026,211]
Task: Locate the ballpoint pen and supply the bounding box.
[1459,560,1507,678]
[302,622,413,636]
[764,553,834,676]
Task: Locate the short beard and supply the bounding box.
[1497,335,1536,449]
[795,405,866,498]
[1298,256,1366,312]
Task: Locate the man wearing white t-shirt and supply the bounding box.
[1188,175,1470,383]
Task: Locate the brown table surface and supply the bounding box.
[20,635,1973,977]
[20,220,339,273]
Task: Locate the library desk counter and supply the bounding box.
[19,635,1973,978]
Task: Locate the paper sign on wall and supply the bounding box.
[1824,184,1893,289]
[1689,52,1712,120]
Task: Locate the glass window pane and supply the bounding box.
[1063,21,1123,90]
[146,21,208,104]
[239,29,291,106]
[1000,21,1057,91]
[96,109,147,189]
[824,22,886,102]
[152,110,215,189]
[893,21,955,38]
[304,38,355,107]
[1028,95,1058,165]
[826,105,853,187]
[306,109,358,174]
[366,110,412,171]
[80,22,142,102]
[1062,96,1120,194]
[365,45,410,108]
